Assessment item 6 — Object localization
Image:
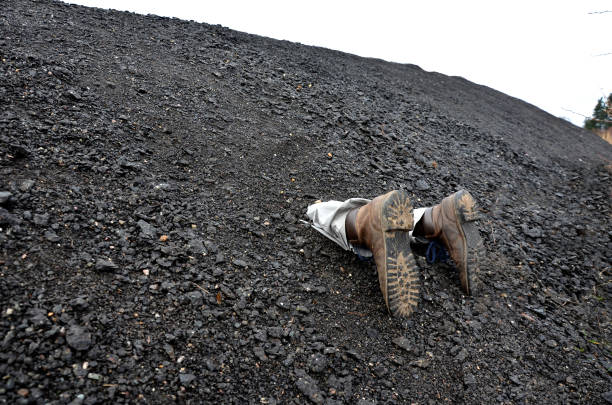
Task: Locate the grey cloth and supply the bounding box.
[306,198,427,258]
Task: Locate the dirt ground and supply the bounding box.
[1,1,611,403]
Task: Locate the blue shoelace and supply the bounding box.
[426,240,452,265]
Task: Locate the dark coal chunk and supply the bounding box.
[253,346,268,361]
[0,207,17,225]
[65,89,82,100]
[66,326,92,351]
[8,143,30,159]
[33,213,49,225]
[188,238,207,255]
[276,296,290,310]
[137,220,157,239]
[95,259,118,272]
[232,258,249,268]
[185,290,203,307]
[179,373,196,385]
[415,179,430,190]
[521,224,542,238]
[0,191,11,205]
[464,373,476,386]
[308,353,327,373]
[45,230,60,242]
[19,179,35,192]
[215,252,226,264]
[296,375,324,404]
[392,336,413,352]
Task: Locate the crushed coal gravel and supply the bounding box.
[1,0,611,403]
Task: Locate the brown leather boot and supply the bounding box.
[413,190,483,295]
[345,190,420,317]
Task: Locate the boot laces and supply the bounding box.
[356,251,374,262]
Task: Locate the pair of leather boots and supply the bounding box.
[345,189,483,318]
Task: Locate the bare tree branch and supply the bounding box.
[561,108,589,118]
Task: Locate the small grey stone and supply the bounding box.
[45,230,60,242]
[29,310,50,328]
[72,297,88,310]
[409,358,431,369]
[464,373,476,386]
[33,213,49,225]
[188,238,207,255]
[205,358,218,371]
[137,219,157,239]
[509,375,522,385]
[65,89,82,100]
[522,224,542,238]
[296,375,324,404]
[186,290,203,307]
[276,296,290,310]
[215,252,226,264]
[160,281,175,292]
[392,336,413,352]
[179,373,196,385]
[373,365,388,377]
[416,179,430,191]
[95,259,118,272]
[0,208,17,225]
[232,259,248,268]
[544,339,557,348]
[309,353,327,373]
[0,191,11,204]
[153,183,172,190]
[455,348,468,362]
[19,179,35,192]
[254,330,267,342]
[254,346,268,361]
[284,212,297,223]
[66,326,92,351]
[204,240,218,254]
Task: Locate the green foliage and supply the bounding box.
[584,93,612,130]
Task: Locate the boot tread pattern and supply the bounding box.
[381,191,420,318]
[455,190,484,295]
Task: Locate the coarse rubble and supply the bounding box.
[1,1,611,403]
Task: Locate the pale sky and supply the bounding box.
[64,1,611,127]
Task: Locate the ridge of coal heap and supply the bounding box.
[1,0,611,403]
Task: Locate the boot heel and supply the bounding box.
[456,190,480,223]
[380,190,414,231]
[380,190,420,317]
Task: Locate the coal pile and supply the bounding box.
[1,0,611,403]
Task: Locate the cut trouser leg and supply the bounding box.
[306,198,372,257]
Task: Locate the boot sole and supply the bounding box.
[380,190,420,318]
[454,190,484,295]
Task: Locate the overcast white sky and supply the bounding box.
[65,1,611,127]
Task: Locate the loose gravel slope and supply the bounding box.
[1,1,611,404]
